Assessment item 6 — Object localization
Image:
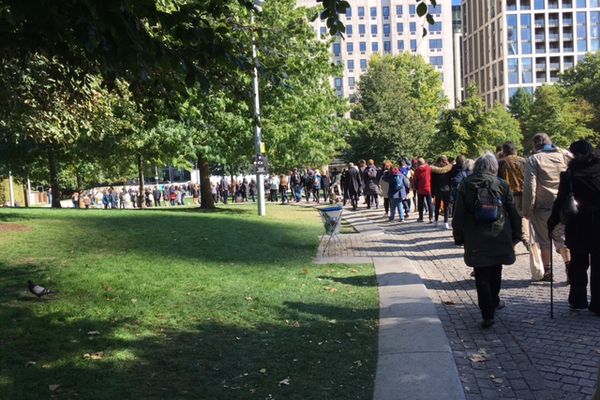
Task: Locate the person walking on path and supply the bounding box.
[388,167,410,222]
[430,156,453,229]
[452,152,522,329]
[321,170,331,203]
[346,162,362,211]
[279,173,289,204]
[290,168,302,202]
[498,141,544,280]
[380,162,392,216]
[413,158,433,223]
[523,133,572,282]
[548,140,600,313]
[364,159,381,209]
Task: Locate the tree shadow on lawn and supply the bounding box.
[0,208,320,266]
[0,301,377,400]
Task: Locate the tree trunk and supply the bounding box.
[199,153,215,209]
[137,153,146,208]
[47,145,61,208]
[76,173,84,193]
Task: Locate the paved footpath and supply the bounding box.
[316,204,600,400]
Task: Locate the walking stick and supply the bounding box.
[549,228,554,319]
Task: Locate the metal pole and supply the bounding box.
[252,12,266,217]
[8,170,15,207]
[26,176,32,206]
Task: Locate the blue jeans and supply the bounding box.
[389,197,405,221]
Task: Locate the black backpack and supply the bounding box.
[473,179,504,223]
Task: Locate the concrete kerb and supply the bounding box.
[310,204,465,399]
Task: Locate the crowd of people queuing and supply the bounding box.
[337,134,600,330]
[67,183,199,209]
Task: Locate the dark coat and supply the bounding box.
[452,172,522,267]
[346,167,362,195]
[549,156,600,251]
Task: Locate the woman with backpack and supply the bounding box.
[388,167,410,222]
[452,152,522,329]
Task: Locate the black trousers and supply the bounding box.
[383,197,390,214]
[434,191,451,223]
[569,245,600,312]
[474,265,502,320]
[417,194,433,221]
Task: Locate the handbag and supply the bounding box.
[559,170,578,224]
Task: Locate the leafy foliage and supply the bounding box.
[525,85,596,150]
[434,84,522,158]
[347,54,447,163]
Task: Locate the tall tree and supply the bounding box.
[347,54,447,162]
[526,85,596,150]
[434,83,522,158]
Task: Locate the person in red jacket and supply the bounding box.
[413,158,433,223]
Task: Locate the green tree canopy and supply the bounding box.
[346,53,447,163]
[434,83,522,159]
[526,84,596,150]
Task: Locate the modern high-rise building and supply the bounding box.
[298,0,459,107]
[462,0,600,106]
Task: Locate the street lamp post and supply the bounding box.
[252,0,266,217]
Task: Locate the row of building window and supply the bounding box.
[507,0,600,11]
[507,11,600,55]
[345,4,442,19]
[322,22,443,38]
[333,39,443,56]
[507,55,579,84]
[345,56,444,72]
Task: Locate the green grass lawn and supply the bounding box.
[0,205,378,400]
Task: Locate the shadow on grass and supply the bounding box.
[0,207,320,266]
[0,301,376,400]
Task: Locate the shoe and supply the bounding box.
[444,223,451,230]
[416,218,424,223]
[569,304,586,312]
[481,319,495,329]
[540,270,552,282]
[495,300,506,310]
[428,220,433,224]
[400,219,405,223]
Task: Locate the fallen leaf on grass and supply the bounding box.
[259,368,267,374]
[328,319,337,324]
[101,283,112,291]
[278,377,290,386]
[131,298,138,304]
[48,384,60,392]
[302,268,309,274]
[245,297,254,301]
[323,286,338,293]
[350,268,358,273]
[83,352,104,360]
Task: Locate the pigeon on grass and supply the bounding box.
[28,280,56,298]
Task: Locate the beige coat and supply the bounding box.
[522,147,571,218]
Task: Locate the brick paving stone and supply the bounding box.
[312,204,600,399]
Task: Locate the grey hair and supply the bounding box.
[463,158,474,171]
[473,152,499,175]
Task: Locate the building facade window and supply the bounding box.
[335,77,342,88]
[508,58,519,84]
[521,58,533,83]
[347,60,354,70]
[360,59,367,70]
[320,26,327,37]
[577,0,586,7]
[370,7,377,18]
[428,4,442,14]
[409,4,416,15]
[382,6,390,18]
[346,25,353,36]
[577,11,588,52]
[346,42,354,53]
[359,41,367,52]
[507,0,517,10]
[397,40,405,50]
[345,7,351,18]
[410,39,417,51]
[397,22,404,33]
[430,56,443,67]
[507,14,518,55]
[358,6,365,18]
[431,22,442,33]
[383,24,391,36]
[521,0,532,9]
[384,41,391,52]
[535,0,545,9]
[396,5,403,16]
[371,25,378,35]
[521,14,532,54]
[333,43,341,56]
[359,24,366,35]
[348,77,355,89]
[410,22,417,34]
[372,42,379,51]
[429,39,442,50]
[591,11,600,51]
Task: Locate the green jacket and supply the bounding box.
[452,172,522,267]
